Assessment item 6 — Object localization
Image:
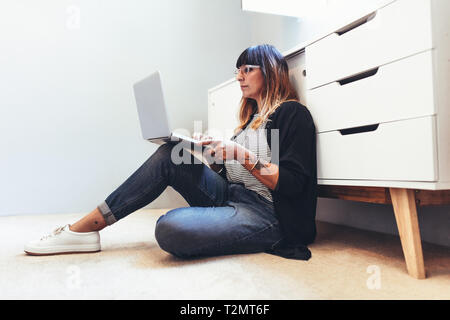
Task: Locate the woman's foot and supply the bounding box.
[24,224,101,256]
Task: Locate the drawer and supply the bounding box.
[317,116,438,181]
[307,50,436,133]
[306,0,433,89]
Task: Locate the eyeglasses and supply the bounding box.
[234,65,260,76]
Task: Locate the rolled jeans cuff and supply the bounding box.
[97,201,117,226]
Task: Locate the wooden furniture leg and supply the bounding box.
[389,188,426,279]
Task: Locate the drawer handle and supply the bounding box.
[336,12,377,36]
[339,124,379,135]
[338,67,379,86]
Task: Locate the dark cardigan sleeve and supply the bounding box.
[265,101,317,260]
[271,102,315,196]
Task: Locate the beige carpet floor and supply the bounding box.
[0,209,448,300]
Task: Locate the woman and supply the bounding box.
[24,44,317,260]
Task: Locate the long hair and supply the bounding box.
[234,44,299,133]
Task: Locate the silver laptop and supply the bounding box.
[133,71,203,146]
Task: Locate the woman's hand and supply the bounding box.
[192,132,213,142]
[199,139,252,163]
[192,132,216,160]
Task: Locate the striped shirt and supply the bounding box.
[225,114,273,203]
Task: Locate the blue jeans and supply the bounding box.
[97,143,283,258]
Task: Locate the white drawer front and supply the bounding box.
[307,50,436,133]
[306,0,433,89]
[317,116,438,181]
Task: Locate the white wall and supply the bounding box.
[0,0,301,215]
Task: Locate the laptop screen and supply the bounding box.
[133,71,171,140]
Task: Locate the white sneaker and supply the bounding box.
[24,224,101,255]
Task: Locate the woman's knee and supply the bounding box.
[154,214,172,251]
[147,143,180,175]
[154,210,195,258]
[154,143,174,160]
[154,143,193,166]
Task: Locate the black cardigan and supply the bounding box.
[219,101,317,260]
